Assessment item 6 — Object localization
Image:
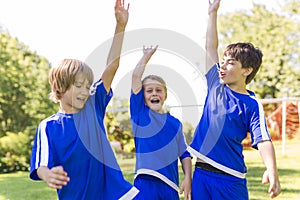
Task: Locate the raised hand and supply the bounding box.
[131,45,158,94]
[142,45,158,59]
[208,0,221,15]
[115,0,129,27]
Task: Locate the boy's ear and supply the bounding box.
[243,67,253,76]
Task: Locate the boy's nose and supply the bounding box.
[220,63,227,70]
[82,88,90,95]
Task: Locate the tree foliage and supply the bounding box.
[282,0,300,18]
[0,31,57,172]
[182,121,194,145]
[1,0,300,172]
[218,3,300,98]
[0,131,30,172]
[105,98,135,155]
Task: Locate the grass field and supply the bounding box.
[0,140,299,200]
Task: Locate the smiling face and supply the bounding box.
[143,78,167,113]
[49,59,94,104]
[59,73,91,113]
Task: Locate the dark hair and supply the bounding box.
[224,42,263,84]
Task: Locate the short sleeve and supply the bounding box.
[130,89,146,117]
[206,63,220,90]
[91,79,113,119]
[30,121,53,180]
[249,100,271,149]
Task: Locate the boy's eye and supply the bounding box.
[221,60,235,65]
[146,88,154,93]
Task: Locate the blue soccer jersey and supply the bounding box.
[30,80,138,200]
[130,89,190,191]
[188,64,271,178]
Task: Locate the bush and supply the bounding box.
[0,131,30,173]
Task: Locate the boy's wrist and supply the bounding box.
[209,11,218,16]
[116,22,127,29]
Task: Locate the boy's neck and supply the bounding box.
[226,84,249,95]
[59,106,79,114]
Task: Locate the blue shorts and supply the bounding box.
[133,174,179,200]
[192,167,248,200]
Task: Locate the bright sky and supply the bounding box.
[0,0,264,65]
[0,0,281,126]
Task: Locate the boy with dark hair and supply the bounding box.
[188,0,281,199]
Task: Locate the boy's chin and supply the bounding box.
[219,79,226,84]
[72,104,85,112]
[149,105,163,113]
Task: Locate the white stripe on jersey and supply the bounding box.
[90,79,103,95]
[135,168,179,191]
[187,146,247,179]
[35,115,59,168]
[250,96,270,141]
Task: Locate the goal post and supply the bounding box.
[260,97,300,155]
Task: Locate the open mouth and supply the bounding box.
[150,99,160,104]
[77,97,86,103]
[219,71,226,78]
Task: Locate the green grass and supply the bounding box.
[0,172,57,200]
[0,140,299,200]
[245,140,300,200]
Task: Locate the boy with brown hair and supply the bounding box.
[188,0,281,199]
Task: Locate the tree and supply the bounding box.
[282,0,300,18]
[218,3,300,98]
[105,98,135,156]
[182,121,194,145]
[0,31,57,135]
[0,31,57,172]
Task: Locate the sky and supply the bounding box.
[0,0,272,65]
[0,0,281,126]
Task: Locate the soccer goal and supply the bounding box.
[260,97,300,155]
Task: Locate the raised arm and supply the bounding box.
[101,0,129,92]
[205,0,220,72]
[131,45,158,94]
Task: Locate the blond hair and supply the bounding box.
[49,59,94,102]
[142,75,167,97]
